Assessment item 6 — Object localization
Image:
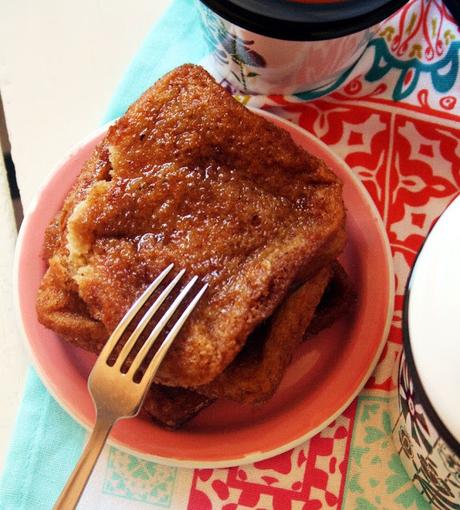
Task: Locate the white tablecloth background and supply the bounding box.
[0,0,172,471]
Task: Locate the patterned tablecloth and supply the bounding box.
[186,2,459,508]
[1,1,459,509]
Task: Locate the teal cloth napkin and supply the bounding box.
[103,0,207,123]
[0,0,207,508]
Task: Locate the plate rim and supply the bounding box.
[14,107,394,468]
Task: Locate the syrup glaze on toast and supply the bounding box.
[37,65,349,426]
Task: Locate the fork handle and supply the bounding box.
[54,415,114,510]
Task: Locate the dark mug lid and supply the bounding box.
[198,0,408,41]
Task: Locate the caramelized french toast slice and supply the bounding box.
[57,64,344,387]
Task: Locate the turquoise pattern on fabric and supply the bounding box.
[292,63,359,102]
[365,38,460,101]
[294,38,460,103]
[102,448,178,506]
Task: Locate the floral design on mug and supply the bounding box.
[198,4,266,90]
[394,353,460,510]
[414,455,458,510]
[399,355,431,452]
[398,427,414,459]
[438,443,460,484]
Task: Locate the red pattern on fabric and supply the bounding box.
[187,91,460,507]
[188,403,357,508]
[187,88,460,505]
[187,3,460,506]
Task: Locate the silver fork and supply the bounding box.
[54,264,207,510]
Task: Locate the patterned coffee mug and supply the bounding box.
[196,0,408,95]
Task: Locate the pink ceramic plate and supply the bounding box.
[14,109,394,468]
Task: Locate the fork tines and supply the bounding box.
[98,264,207,383]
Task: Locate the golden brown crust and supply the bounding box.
[195,265,333,404]
[36,254,108,351]
[36,249,212,428]
[36,64,348,423]
[142,386,213,429]
[305,261,357,338]
[36,255,353,424]
[52,64,345,388]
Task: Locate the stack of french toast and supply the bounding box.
[36,65,354,428]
